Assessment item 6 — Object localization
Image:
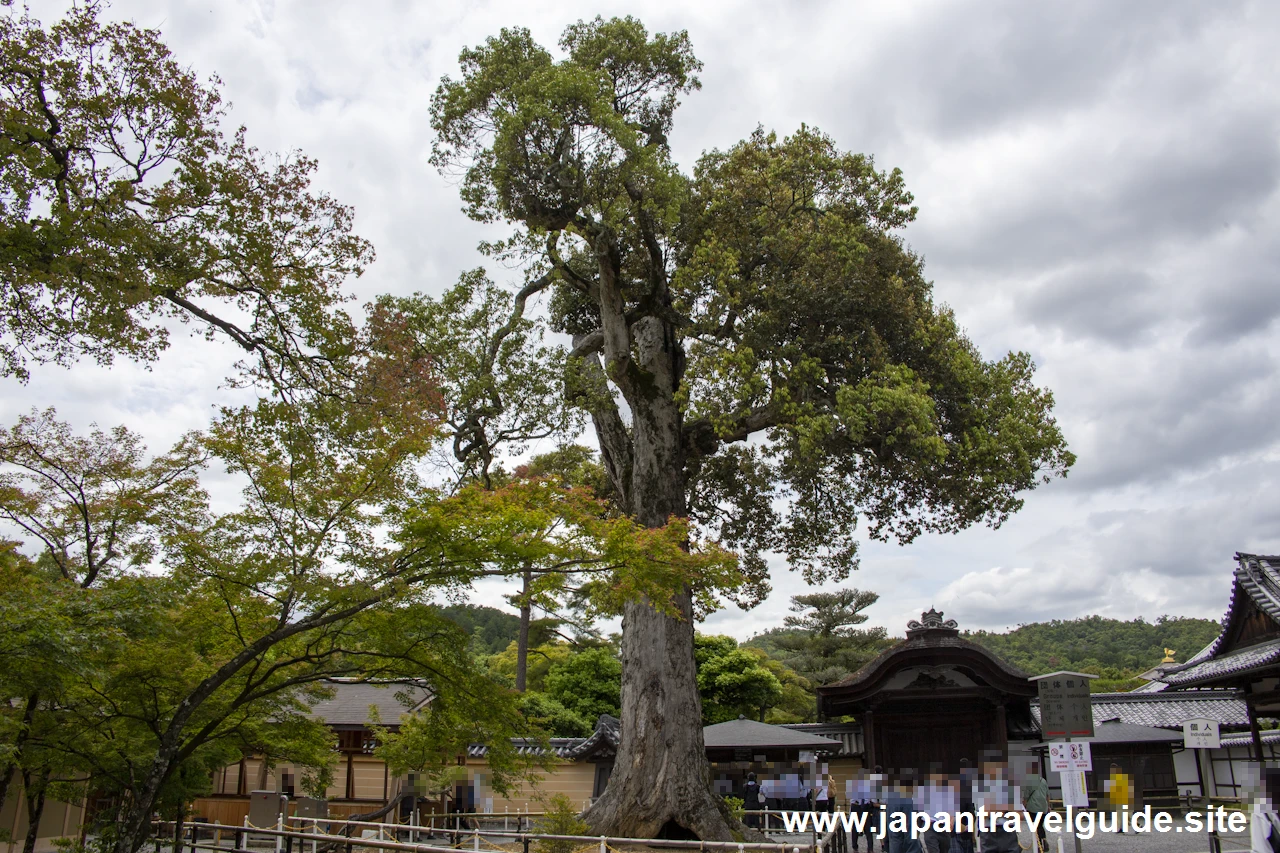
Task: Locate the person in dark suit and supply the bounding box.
[950,759,976,853]
[741,772,763,828]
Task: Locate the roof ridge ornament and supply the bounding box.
[907,607,958,632]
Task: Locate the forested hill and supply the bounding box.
[963,615,1221,691]
[440,603,1223,695]
[438,604,520,655]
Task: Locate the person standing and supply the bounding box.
[949,759,976,853]
[974,760,1019,853]
[1251,767,1280,852]
[1020,762,1049,852]
[848,772,878,853]
[815,774,830,813]
[742,772,763,829]
[916,770,955,853]
[1104,763,1131,834]
[885,774,924,853]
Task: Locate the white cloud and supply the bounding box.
[14,0,1280,640]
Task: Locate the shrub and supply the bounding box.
[535,793,591,853]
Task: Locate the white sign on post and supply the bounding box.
[1183,718,1221,749]
[1048,741,1093,773]
[1061,770,1089,808]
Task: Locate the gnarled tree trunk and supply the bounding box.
[584,592,742,840]
[582,316,754,841]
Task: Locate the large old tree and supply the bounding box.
[430,17,1075,839]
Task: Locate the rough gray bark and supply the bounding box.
[583,591,747,840]
[578,286,757,840]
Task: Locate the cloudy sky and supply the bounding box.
[13,0,1280,647]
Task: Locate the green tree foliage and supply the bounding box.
[0,410,206,848]
[544,646,622,722]
[0,8,716,852]
[534,793,591,853]
[429,17,1074,592]
[0,408,207,588]
[0,394,642,853]
[502,636,811,727]
[749,589,893,685]
[694,635,782,724]
[428,16,1073,834]
[488,447,615,691]
[372,684,549,803]
[438,604,521,656]
[965,615,1221,692]
[0,4,373,392]
[514,444,614,503]
[742,649,817,724]
[380,272,576,487]
[517,692,592,738]
[487,640,576,692]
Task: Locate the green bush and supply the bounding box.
[535,793,591,853]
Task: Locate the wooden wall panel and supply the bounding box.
[192,798,251,827]
[470,760,597,813]
[351,758,386,801]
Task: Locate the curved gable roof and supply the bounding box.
[1155,554,1280,688]
[818,610,1035,713]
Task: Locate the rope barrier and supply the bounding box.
[153,819,797,853]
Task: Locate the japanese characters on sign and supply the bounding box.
[1048,740,1093,772]
[1034,672,1096,738]
[1183,718,1221,749]
[1061,770,1089,808]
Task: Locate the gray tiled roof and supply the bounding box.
[1235,554,1280,624]
[1031,690,1249,731]
[306,679,430,727]
[704,717,843,750]
[830,633,1031,689]
[781,723,863,757]
[467,715,619,760]
[1159,638,1280,687]
[1031,720,1185,746]
[1154,555,1280,686]
[1129,680,1170,693]
[466,739,585,758]
[1220,729,1280,748]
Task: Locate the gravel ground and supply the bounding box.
[1030,815,1250,851]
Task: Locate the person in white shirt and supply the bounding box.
[974,760,1020,853]
[847,772,878,853]
[814,774,833,813]
[1252,767,1280,853]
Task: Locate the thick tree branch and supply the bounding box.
[682,405,783,459]
[569,342,633,510]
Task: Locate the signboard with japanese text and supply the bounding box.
[1033,672,1097,738]
[1061,770,1089,808]
[1183,718,1221,749]
[1048,740,1093,772]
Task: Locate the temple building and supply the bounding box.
[1148,553,1280,760]
[815,608,1040,774]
